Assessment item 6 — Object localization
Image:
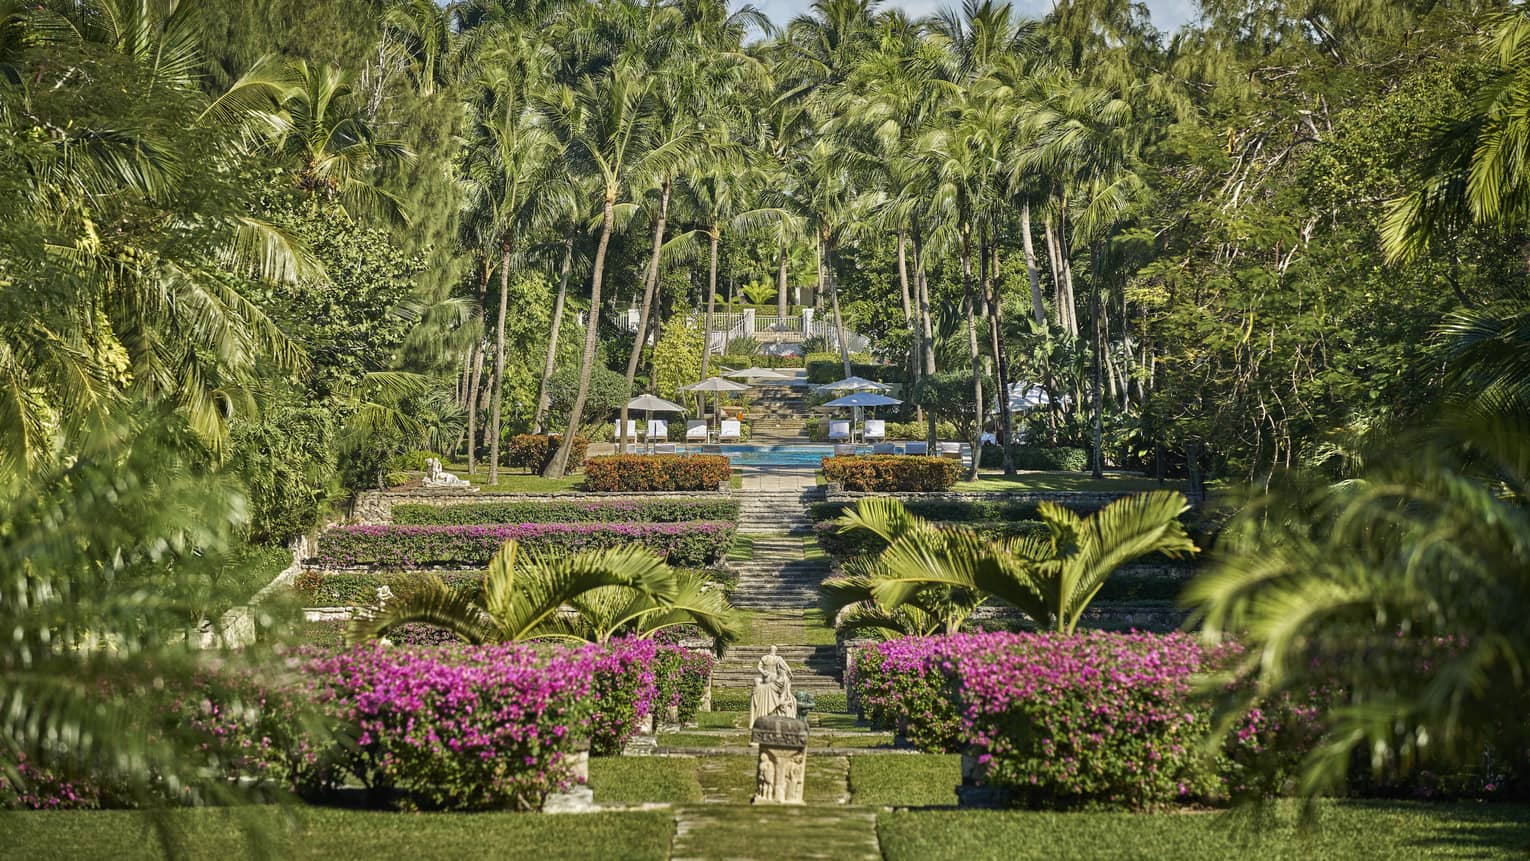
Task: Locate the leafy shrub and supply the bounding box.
[655,646,715,724]
[228,399,339,544]
[979,445,1090,471]
[811,499,1049,523]
[0,754,101,810]
[586,639,659,755]
[316,521,735,568]
[507,434,589,472]
[804,418,958,442]
[583,455,732,492]
[387,450,445,471]
[821,455,959,492]
[546,366,628,433]
[392,498,739,526]
[293,569,487,606]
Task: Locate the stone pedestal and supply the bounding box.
[623,712,658,755]
[544,741,596,813]
[751,715,808,805]
[955,749,1011,808]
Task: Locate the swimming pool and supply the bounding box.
[675,444,908,466]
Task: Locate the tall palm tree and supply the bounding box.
[828,493,1195,633]
[542,54,705,478]
[383,0,456,97]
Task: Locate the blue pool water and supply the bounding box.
[675,444,902,466]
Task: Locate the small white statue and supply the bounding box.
[749,646,797,726]
[422,457,471,488]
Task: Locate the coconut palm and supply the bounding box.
[1185,412,1530,798]
[828,493,1195,633]
[383,0,456,97]
[348,539,737,646]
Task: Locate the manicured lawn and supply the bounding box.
[727,534,754,561]
[877,801,1530,861]
[588,756,701,804]
[850,754,961,807]
[800,608,837,646]
[951,471,1189,493]
[2,807,674,861]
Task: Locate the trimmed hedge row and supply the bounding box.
[814,519,1049,561]
[821,455,959,492]
[978,444,1089,471]
[806,358,905,384]
[804,418,960,442]
[392,498,739,526]
[583,454,732,492]
[316,521,734,568]
[508,434,589,472]
[291,568,729,608]
[810,499,1054,523]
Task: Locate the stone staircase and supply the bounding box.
[737,488,823,535]
[748,390,810,443]
[711,644,843,692]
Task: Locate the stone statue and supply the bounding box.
[748,646,796,726]
[751,714,808,805]
[422,457,472,489]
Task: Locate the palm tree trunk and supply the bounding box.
[1091,278,1105,479]
[896,228,918,393]
[776,244,788,319]
[961,226,983,482]
[823,235,852,377]
[984,240,1014,476]
[1020,202,1046,326]
[533,231,575,434]
[701,225,720,381]
[488,241,512,484]
[911,221,937,448]
[546,196,615,479]
[620,176,671,454]
[464,257,492,474]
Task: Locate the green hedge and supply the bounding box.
[392,498,739,525]
[815,519,1049,560]
[822,455,959,492]
[810,499,1048,523]
[507,434,589,472]
[979,444,1089,471]
[806,357,906,385]
[317,521,735,568]
[292,568,731,607]
[583,455,732,492]
[804,418,958,442]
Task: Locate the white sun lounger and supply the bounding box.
[938,441,962,460]
[686,420,709,442]
[834,443,857,456]
[614,420,638,444]
[719,419,743,443]
[863,419,886,442]
[827,420,851,442]
[645,420,668,442]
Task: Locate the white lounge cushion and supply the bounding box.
[614,420,638,440]
[827,420,851,440]
[645,420,668,440]
[719,419,743,441]
[864,419,886,440]
[685,420,709,440]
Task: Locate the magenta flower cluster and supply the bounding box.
[851,632,1260,808]
[316,520,735,568]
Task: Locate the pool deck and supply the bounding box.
[736,465,818,491]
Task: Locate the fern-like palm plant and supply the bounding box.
[826,493,1196,634]
[348,540,736,647]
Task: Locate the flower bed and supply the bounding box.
[849,632,1318,808]
[391,497,739,526]
[582,454,732,492]
[316,521,734,568]
[821,455,959,492]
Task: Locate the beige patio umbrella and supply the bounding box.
[682,376,751,437]
[625,393,688,454]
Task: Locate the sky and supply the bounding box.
[752,0,1200,36]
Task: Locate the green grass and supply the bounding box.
[951,471,1189,494]
[729,474,743,489]
[2,807,674,861]
[659,732,739,748]
[727,534,754,561]
[207,544,292,616]
[850,754,961,807]
[588,756,701,804]
[696,710,744,729]
[801,535,826,560]
[801,608,837,646]
[877,801,1530,861]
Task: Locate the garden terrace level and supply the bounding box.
[349,490,736,525]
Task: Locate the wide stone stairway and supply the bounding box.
[729,537,829,609]
[736,488,822,535]
[711,644,842,693]
[746,389,810,443]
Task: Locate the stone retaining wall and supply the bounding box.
[350,489,735,524]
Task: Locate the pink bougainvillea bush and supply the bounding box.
[655,645,715,724]
[316,521,735,569]
[849,631,1326,809]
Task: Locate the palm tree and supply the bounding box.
[542,55,705,478]
[1185,412,1530,799]
[349,539,737,646]
[828,493,1195,633]
[382,0,456,97]
[821,571,985,638]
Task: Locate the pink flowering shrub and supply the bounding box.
[655,646,715,724]
[317,521,734,568]
[0,753,100,810]
[851,631,1319,808]
[585,638,658,755]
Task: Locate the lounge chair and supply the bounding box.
[872,443,896,455]
[834,443,857,456]
[686,420,709,443]
[614,420,638,445]
[903,441,929,455]
[645,419,668,442]
[719,419,743,443]
[864,419,886,442]
[827,420,851,442]
[938,441,962,460]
